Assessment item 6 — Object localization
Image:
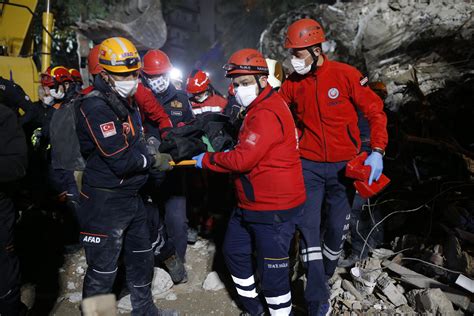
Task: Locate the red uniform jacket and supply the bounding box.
[279,55,388,162]
[134,83,173,135]
[190,93,227,116]
[202,86,306,211]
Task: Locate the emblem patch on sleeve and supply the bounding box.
[360,76,369,87]
[122,122,131,135]
[171,100,183,108]
[100,122,117,138]
[245,132,260,146]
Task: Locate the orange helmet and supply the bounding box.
[69,68,83,83]
[223,48,268,77]
[50,66,73,83]
[186,70,210,94]
[88,44,103,75]
[285,18,325,49]
[142,50,173,76]
[40,67,55,87]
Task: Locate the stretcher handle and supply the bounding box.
[169,160,197,167]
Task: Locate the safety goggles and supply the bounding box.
[223,63,268,73]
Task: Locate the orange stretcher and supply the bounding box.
[169,160,196,167]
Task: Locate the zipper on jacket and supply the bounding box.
[347,125,358,150]
[314,77,327,161]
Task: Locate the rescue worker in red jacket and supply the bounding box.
[279,19,388,315]
[193,49,306,316]
[186,70,227,116]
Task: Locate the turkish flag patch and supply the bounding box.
[100,121,117,138]
[245,132,260,146]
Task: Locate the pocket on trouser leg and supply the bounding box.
[81,231,121,275]
[262,257,292,316]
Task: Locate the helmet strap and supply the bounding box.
[254,75,264,94]
[306,47,319,72]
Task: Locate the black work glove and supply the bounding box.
[152,153,173,171]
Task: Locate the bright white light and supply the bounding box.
[169,67,183,82]
[204,71,210,77]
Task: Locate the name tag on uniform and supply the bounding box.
[171,110,183,116]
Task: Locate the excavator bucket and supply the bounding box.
[76,0,166,50]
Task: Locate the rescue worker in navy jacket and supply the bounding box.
[279,19,388,315]
[0,103,28,316]
[75,37,176,316]
[137,49,193,282]
[193,49,306,316]
[0,76,37,126]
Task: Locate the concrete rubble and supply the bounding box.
[259,0,473,111]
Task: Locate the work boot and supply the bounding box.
[163,253,187,284]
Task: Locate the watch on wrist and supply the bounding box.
[372,147,385,156]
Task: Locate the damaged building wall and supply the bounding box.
[259,0,474,111]
[259,2,474,314]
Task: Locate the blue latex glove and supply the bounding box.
[192,153,205,169]
[364,151,383,185]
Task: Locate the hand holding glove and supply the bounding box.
[153,153,173,171]
[192,153,205,169]
[364,151,383,185]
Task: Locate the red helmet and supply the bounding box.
[223,48,268,77]
[51,66,73,83]
[142,50,173,76]
[40,67,55,87]
[69,68,83,83]
[88,44,103,75]
[284,18,325,49]
[186,70,210,94]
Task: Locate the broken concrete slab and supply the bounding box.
[202,271,225,291]
[376,272,408,307]
[407,288,455,314]
[341,279,364,301]
[152,267,173,296]
[455,274,474,293]
[382,260,471,310]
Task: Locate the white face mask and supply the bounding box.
[50,88,65,100]
[42,95,55,106]
[194,91,209,103]
[235,84,258,108]
[148,75,170,94]
[291,55,312,75]
[114,79,139,98]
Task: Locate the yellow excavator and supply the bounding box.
[0,0,54,101]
